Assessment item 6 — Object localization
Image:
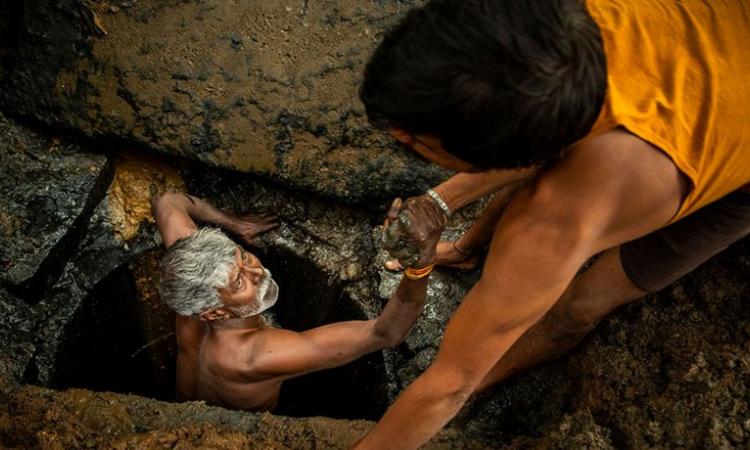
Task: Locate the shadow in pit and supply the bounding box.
[48,249,177,401]
[48,246,391,421]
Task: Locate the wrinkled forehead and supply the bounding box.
[230,246,262,269]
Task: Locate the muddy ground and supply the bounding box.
[1,1,750,449]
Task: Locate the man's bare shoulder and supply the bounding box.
[523,127,688,247]
[202,326,302,382]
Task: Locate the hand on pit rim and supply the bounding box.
[231,212,280,245]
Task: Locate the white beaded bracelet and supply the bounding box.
[426,189,451,217]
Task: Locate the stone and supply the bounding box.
[0,0,449,204]
[0,112,110,298]
[0,288,37,385]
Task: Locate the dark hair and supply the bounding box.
[361,0,606,169]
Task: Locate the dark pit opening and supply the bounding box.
[0,0,24,71]
[49,245,391,420]
[49,249,177,401]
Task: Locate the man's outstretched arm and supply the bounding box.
[245,272,431,380]
[150,192,277,248]
[243,198,445,380]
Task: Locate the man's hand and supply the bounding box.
[229,212,279,245]
[382,195,446,268]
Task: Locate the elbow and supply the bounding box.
[383,332,406,349]
[150,192,168,215]
[371,322,405,349]
[150,191,181,216]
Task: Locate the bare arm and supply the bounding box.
[354,129,688,449]
[246,274,430,380]
[150,192,277,248]
[432,167,536,212]
[244,197,446,380]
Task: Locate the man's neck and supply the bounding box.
[207,315,263,331]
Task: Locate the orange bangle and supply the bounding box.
[404,264,435,280]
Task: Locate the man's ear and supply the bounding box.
[389,128,413,145]
[199,307,232,322]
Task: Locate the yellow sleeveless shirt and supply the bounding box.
[585,0,750,221]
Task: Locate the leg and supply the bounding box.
[476,247,645,390]
[476,190,750,391]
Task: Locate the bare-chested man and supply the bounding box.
[151,192,440,412]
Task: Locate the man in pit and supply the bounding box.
[150,192,441,412]
[352,0,750,447]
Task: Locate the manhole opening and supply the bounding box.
[0,0,25,67]
[49,246,390,420]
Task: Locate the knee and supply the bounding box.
[546,293,605,342]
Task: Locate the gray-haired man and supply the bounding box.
[151,193,441,412]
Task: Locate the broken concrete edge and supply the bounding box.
[8,156,115,303]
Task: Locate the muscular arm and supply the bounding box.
[151,192,243,248]
[432,167,536,212]
[354,129,688,449]
[245,272,429,380]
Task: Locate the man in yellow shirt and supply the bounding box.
[353,0,750,447]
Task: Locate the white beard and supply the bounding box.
[227,268,279,318]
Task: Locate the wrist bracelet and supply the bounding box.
[404,263,435,280]
[426,189,451,217]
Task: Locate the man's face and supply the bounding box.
[216,247,279,318]
[389,128,476,172]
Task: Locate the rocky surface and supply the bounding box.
[0,112,111,298]
[0,288,37,385]
[0,0,448,203]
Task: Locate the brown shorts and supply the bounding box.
[620,190,750,292]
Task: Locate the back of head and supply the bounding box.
[158,228,236,316]
[361,0,606,169]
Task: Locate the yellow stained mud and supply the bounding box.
[107,152,185,241]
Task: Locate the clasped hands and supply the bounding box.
[381,194,447,270]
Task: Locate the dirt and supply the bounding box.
[1,0,448,203]
[0,383,487,449]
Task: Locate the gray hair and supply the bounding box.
[158,228,236,316]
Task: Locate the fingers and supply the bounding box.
[384,198,403,227]
[255,221,280,233]
[384,259,404,271]
[388,198,403,220]
[242,213,278,224]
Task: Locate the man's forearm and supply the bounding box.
[433,167,536,212]
[353,365,471,450]
[156,193,239,231]
[372,275,429,346]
